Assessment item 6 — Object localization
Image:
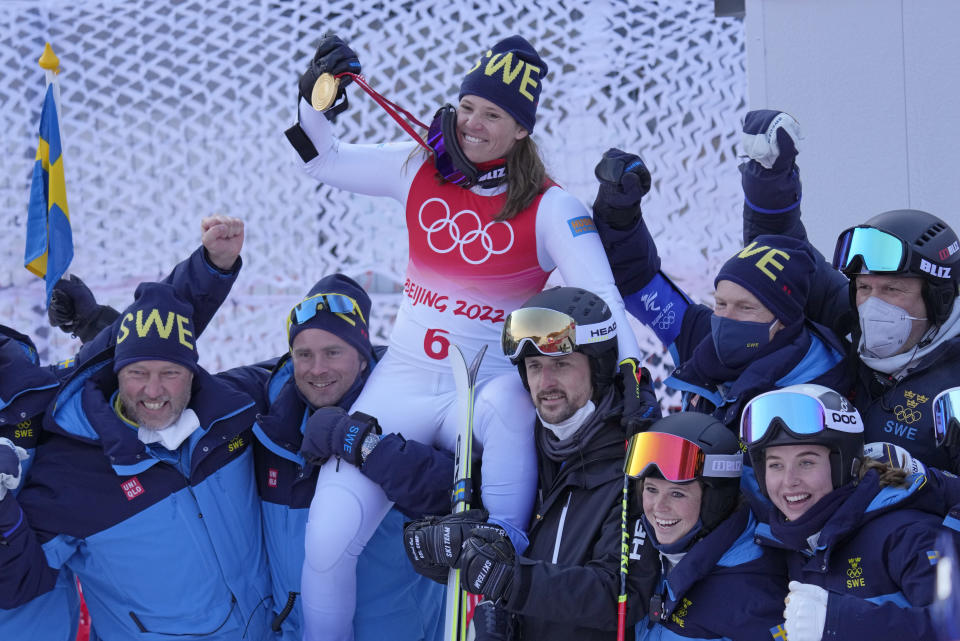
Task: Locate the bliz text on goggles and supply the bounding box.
[740,390,861,447]
[833,225,952,281]
[501,307,617,361]
[624,431,742,481]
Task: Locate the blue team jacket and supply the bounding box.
[635,506,787,641]
[0,327,83,641]
[755,470,960,640]
[0,247,240,641]
[0,349,275,641]
[219,353,444,641]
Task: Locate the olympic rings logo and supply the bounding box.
[894,405,921,424]
[418,198,515,265]
[656,310,676,330]
[846,566,863,578]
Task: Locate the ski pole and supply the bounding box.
[617,473,629,641]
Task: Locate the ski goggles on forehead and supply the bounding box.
[501,307,617,360]
[933,387,960,447]
[624,431,742,481]
[833,226,910,273]
[286,292,367,335]
[740,390,862,446]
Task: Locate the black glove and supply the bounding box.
[299,33,362,118]
[403,509,504,578]
[473,600,510,641]
[48,275,120,343]
[593,148,652,230]
[618,358,662,437]
[459,529,516,602]
[300,407,381,467]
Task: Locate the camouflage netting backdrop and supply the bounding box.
[1,0,747,411]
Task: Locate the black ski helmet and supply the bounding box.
[834,209,960,326]
[504,286,619,400]
[742,384,864,498]
[634,412,742,533]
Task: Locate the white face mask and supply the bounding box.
[540,400,596,441]
[858,296,926,358]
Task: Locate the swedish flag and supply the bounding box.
[25,79,73,304]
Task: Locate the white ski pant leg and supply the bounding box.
[301,356,449,641]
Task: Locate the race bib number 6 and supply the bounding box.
[424,328,451,360]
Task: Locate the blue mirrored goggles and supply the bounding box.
[740,390,862,446]
[933,387,960,447]
[833,226,908,273]
[286,292,366,335]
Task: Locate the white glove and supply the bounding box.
[784,581,828,641]
[0,437,29,501]
[864,441,926,476]
[741,111,802,169]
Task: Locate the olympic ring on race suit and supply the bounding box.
[894,405,921,424]
[418,197,515,265]
[846,567,863,578]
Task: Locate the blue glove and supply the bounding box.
[0,437,29,501]
[459,528,517,603]
[300,407,381,467]
[593,148,652,230]
[741,110,801,171]
[618,359,662,437]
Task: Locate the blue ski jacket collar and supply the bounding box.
[45,349,255,477]
[667,321,846,423]
[252,346,381,465]
[755,469,930,557]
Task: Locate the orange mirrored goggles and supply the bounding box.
[624,431,742,481]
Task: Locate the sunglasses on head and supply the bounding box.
[286,292,366,339]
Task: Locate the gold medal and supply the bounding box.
[311,73,340,112]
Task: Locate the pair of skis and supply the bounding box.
[444,344,486,641]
